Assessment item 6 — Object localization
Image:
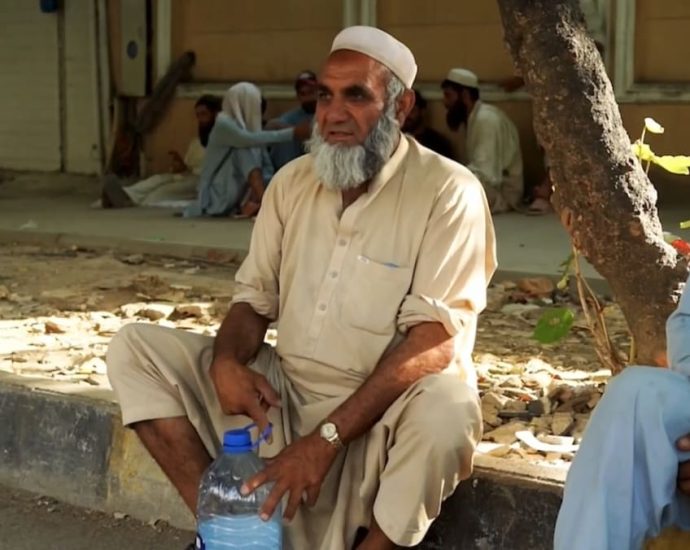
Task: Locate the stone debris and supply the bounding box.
[44,319,67,334]
[140,303,176,321]
[1,247,635,468]
[516,277,555,297]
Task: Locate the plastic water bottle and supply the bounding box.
[195,425,282,549]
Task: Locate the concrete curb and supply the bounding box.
[0,377,563,549]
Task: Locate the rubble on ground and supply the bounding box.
[0,246,634,467]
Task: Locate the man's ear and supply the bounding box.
[396,89,416,126]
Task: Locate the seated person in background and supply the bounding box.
[99,95,221,208]
[554,270,690,550]
[442,68,524,214]
[184,83,284,218]
[402,89,454,159]
[267,70,318,170]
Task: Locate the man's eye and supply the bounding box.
[317,91,330,101]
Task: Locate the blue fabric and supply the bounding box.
[184,115,287,217]
[269,108,313,170]
[555,273,690,550]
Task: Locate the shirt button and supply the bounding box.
[318,303,327,311]
[338,239,347,246]
[330,271,338,278]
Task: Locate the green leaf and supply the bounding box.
[652,155,690,175]
[533,308,575,344]
[645,117,665,134]
[556,252,575,290]
[632,141,655,162]
[681,220,690,230]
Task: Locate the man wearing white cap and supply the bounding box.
[108,26,496,550]
[442,68,524,213]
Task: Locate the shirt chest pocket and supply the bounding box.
[340,256,413,335]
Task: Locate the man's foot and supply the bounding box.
[240,200,261,218]
[525,197,552,216]
[102,175,134,208]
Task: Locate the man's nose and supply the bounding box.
[321,97,350,125]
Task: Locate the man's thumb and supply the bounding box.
[677,435,690,452]
[255,376,281,408]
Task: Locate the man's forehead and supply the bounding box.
[319,51,385,88]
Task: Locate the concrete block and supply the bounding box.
[0,379,565,547]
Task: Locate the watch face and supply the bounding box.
[321,423,336,439]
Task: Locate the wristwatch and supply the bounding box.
[319,421,344,450]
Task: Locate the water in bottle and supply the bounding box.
[196,425,282,549]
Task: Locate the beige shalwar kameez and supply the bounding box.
[107,135,497,549]
[466,101,523,213]
[123,137,205,206]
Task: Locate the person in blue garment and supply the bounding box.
[184,82,311,218]
[267,70,318,170]
[555,270,690,549]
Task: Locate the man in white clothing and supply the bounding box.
[442,68,524,214]
[100,95,221,209]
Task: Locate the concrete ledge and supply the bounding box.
[0,377,563,548]
[0,228,247,265]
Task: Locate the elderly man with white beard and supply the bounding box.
[106,26,496,550]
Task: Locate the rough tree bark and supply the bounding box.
[496,0,689,366]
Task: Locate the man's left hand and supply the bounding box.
[241,432,339,521]
[677,435,690,495]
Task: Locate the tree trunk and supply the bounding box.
[495,0,688,366]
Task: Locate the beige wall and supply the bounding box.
[635,0,690,82]
[377,0,514,82]
[171,0,341,82]
[131,0,690,201]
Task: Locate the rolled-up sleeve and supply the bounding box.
[667,272,690,376]
[397,175,497,336]
[230,172,285,319]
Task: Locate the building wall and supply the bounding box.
[170,0,342,82]
[0,1,104,174]
[376,0,514,82]
[635,0,690,82]
[133,0,690,202]
[63,1,103,174]
[0,1,61,171]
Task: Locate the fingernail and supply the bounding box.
[240,485,249,496]
[260,513,269,521]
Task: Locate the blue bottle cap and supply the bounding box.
[222,428,253,454]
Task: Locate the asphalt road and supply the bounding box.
[0,487,192,550]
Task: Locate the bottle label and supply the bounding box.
[194,533,205,550]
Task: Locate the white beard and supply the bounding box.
[306,106,400,191]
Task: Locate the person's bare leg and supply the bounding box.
[356,518,398,550]
[133,416,212,511]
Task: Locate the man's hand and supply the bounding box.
[209,358,281,434]
[168,150,186,174]
[677,435,690,495]
[242,432,339,521]
[293,119,312,142]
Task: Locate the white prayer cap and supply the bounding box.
[445,68,479,88]
[330,26,417,89]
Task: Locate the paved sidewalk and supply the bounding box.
[1,171,688,282]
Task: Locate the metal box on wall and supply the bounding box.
[120,0,149,97]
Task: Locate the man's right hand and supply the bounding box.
[676,435,690,495]
[209,358,281,433]
[293,119,313,142]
